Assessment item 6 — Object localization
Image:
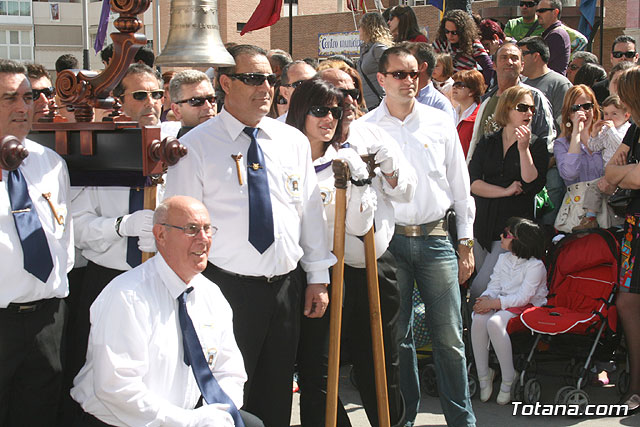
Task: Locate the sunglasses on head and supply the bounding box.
[126,90,164,101]
[570,102,594,112]
[452,81,468,89]
[175,95,216,107]
[339,88,361,101]
[229,73,277,86]
[536,7,556,13]
[282,79,306,89]
[382,71,419,80]
[308,105,343,120]
[444,29,459,36]
[612,51,637,59]
[515,103,536,113]
[32,87,55,99]
[501,229,516,239]
[520,1,538,7]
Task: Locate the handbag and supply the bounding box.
[607,126,640,216]
[534,186,554,219]
[554,179,613,233]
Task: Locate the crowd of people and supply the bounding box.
[2,2,640,427]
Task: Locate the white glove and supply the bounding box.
[119,209,154,238]
[195,403,234,427]
[346,184,377,236]
[137,235,157,253]
[368,140,400,174]
[336,147,369,181]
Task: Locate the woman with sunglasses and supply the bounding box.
[468,85,548,304]
[452,69,486,157]
[433,9,494,85]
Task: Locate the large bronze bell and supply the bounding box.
[156,0,235,67]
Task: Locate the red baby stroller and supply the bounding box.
[506,229,620,411]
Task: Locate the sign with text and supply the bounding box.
[318,31,362,57]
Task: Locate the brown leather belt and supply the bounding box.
[3,298,55,313]
[394,218,448,237]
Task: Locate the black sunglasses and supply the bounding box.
[612,51,637,59]
[126,90,164,101]
[175,95,216,107]
[308,105,343,120]
[339,88,360,101]
[570,102,594,112]
[520,1,538,7]
[382,71,419,80]
[444,29,459,36]
[515,103,536,113]
[282,79,306,89]
[536,7,556,13]
[229,73,277,86]
[32,86,55,99]
[452,81,468,89]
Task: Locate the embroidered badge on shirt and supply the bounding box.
[206,348,218,368]
[285,174,301,197]
[319,187,334,205]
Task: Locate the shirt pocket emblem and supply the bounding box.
[285,174,302,198]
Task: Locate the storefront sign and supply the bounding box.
[318,31,362,57]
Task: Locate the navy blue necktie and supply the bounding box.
[8,169,54,283]
[178,288,245,427]
[126,188,144,268]
[243,127,274,253]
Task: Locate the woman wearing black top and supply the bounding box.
[468,85,548,303]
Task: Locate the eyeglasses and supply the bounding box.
[160,223,218,237]
[570,102,594,112]
[612,51,637,59]
[281,79,306,89]
[339,88,361,101]
[32,87,55,100]
[515,103,536,113]
[308,105,343,119]
[568,63,581,71]
[536,7,556,14]
[125,90,164,101]
[452,81,468,89]
[444,29,459,36]
[229,73,277,86]
[501,229,516,239]
[175,95,216,107]
[520,1,538,8]
[381,71,419,80]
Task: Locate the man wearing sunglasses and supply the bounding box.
[593,36,639,104]
[169,70,217,138]
[165,44,335,427]
[536,0,570,75]
[25,62,54,122]
[277,60,316,121]
[504,1,544,41]
[362,46,477,427]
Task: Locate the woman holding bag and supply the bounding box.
[357,12,393,111]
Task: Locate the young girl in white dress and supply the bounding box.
[471,217,548,405]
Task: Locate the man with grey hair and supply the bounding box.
[277,60,317,121]
[267,49,292,80]
[566,51,598,84]
[169,70,217,138]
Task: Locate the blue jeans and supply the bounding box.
[389,234,476,427]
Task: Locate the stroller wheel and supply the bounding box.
[555,385,575,404]
[420,363,439,397]
[564,389,589,417]
[617,370,629,396]
[564,360,582,386]
[467,373,478,399]
[524,378,541,404]
[511,375,524,402]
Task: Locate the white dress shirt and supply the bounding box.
[71,253,246,427]
[164,108,336,284]
[359,99,476,240]
[0,139,73,307]
[482,252,548,309]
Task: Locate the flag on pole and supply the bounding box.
[240,0,284,35]
[428,0,445,20]
[347,0,367,12]
[94,0,111,53]
[578,0,597,39]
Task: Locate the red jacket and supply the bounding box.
[457,104,480,157]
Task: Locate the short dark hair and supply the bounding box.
[612,35,637,52]
[573,63,607,87]
[101,44,114,63]
[55,54,78,73]
[399,41,435,77]
[378,46,413,73]
[326,55,356,69]
[134,46,155,68]
[506,217,547,260]
[113,63,162,99]
[281,60,311,85]
[548,0,562,14]
[285,77,344,148]
[218,45,268,77]
[269,53,292,71]
[571,51,598,65]
[517,36,550,63]
[303,57,319,70]
[0,59,27,75]
[25,63,51,81]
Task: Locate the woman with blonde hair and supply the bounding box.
[604,66,640,413]
[357,11,393,110]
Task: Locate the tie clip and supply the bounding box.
[11,208,30,214]
[42,192,64,225]
[249,163,262,171]
[231,153,244,185]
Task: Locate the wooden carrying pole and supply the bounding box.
[325,159,349,427]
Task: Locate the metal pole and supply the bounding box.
[599,0,604,62]
[288,0,293,55]
[82,0,90,69]
[155,0,162,56]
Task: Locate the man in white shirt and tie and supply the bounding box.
[360,46,477,427]
[164,44,335,427]
[71,195,263,427]
[0,59,74,426]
